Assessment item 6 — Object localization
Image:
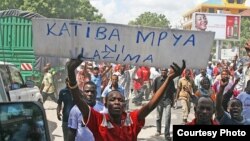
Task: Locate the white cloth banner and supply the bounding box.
[32,18,215,68]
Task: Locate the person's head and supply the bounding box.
[184,69,191,79]
[194,96,214,124]
[105,90,126,117]
[111,74,119,86]
[46,63,51,70]
[200,68,206,77]
[43,66,49,73]
[200,77,211,90]
[82,81,97,107]
[93,66,99,76]
[160,68,168,78]
[195,14,208,31]
[120,64,126,73]
[227,98,243,120]
[208,61,212,66]
[220,69,229,81]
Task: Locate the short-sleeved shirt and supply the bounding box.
[57,87,74,122]
[178,77,195,100]
[141,67,150,81]
[85,108,145,141]
[42,72,55,93]
[68,102,107,141]
[133,69,143,91]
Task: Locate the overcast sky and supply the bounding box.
[90,0,250,27]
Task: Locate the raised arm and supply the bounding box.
[138,60,185,120]
[101,65,112,78]
[221,77,239,110]
[67,59,90,120]
[215,78,229,120]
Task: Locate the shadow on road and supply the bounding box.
[47,119,60,140]
[142,125,156,129]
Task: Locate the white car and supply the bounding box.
[0,61,43,103]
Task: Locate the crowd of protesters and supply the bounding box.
[49,41,250,141]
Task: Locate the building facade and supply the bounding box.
[182,0,249,30]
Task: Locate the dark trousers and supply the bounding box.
[42,92,57,103]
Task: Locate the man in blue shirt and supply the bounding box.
[101,74,125,106]
[57,78,74,141]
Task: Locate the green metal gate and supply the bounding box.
[0,9,44,82]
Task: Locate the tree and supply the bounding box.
[128,12,171,28]
[239,17,250,56]
[0,0,105,22]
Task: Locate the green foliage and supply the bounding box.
[240,17,250,45]
[128,12,171,28]
[0,0,24,9]
[0,0,105,22]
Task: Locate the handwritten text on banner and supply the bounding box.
[32,18,215,68]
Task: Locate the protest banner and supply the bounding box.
[32,18,215,68]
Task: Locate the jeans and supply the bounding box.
[156,99,171,139]
[142,81,151,100]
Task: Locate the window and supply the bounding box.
[0,66,11,88]
[228,0,234,3]
[9,66,24,86]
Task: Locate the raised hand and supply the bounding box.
[67,52,85,84]
[67,59,82,72]
[168,60,186,80]
[67,47,86,72]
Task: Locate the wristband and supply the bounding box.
[67,82,78,89]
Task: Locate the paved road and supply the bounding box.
[44,99,195,141]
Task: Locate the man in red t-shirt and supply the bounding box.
[132,67,143,105]
[67,58,185,141]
